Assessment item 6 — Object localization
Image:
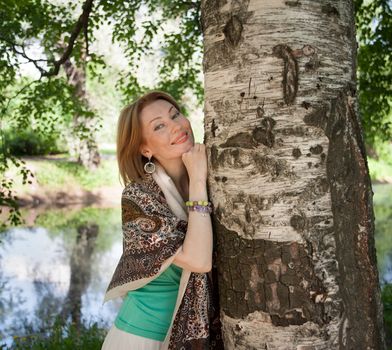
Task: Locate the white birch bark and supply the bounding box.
[201,0,386,349]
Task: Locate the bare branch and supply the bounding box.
[42,0,94,77]
[0,0,94,78]
[0,37,48,74]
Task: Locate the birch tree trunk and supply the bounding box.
[201,1,386,349]
[62,51,101,170]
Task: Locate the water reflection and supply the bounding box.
[0,184,391,348]
[0,207,123,347]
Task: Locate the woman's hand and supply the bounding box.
[181,143,207,183]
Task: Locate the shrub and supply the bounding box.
[1,129,67,156]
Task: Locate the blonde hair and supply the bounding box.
[117,90,181,185]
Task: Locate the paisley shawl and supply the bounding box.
[104,164,223,349]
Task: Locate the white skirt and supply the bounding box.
[101,325,164,350]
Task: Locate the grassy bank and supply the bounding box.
[5,318,106,350]
[9,155,121,196]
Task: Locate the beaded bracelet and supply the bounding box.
[185,200,213,216]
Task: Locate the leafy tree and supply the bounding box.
[354,0,392,146]
[0,0,202,227]
[0,0,390,228]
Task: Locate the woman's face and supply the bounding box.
[139,98,195,162]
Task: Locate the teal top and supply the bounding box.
[114,263,183,341]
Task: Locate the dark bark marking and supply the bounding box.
[305,56,321,72]
[252,117,276,148]
[212,148,246,170]
[220,132,257,149]
[210,144,219,170]
[290,214,306,232]
[272,44,299,105]
[321,4,340,18]
[256,100,265,118]
[285,0,301,7]
[218,117,276,151]
[223,15,243,47]
[310,145,323,154]
[212,220,328,326]
[280,125,307,137]
[211,119,218,138]
[292,147,302,158]
[301,101,311,109]
[253,154,294,180]
[215,176,228,183]
[303,104,329,130]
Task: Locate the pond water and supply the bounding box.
[0,207,123,347]
[0,184,391,347]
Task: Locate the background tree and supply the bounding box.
[202,0,385,348]
[355,0,392,148]
[0,0,203,226]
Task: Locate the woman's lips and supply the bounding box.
[172,132,189,144]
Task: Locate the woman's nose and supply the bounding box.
[170,119,182,134]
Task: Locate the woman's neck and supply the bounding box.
[156,158,189,201]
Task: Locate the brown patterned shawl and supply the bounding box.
[104,170,223,349]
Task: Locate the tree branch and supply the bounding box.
[42,0,94,77]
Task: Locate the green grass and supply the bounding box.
[6,318,106,350]
[368,157,392,183]
[35,159,120,190]
[10,157,121,193]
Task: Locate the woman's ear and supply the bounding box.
[139,146,151,158]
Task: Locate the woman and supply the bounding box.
[102,91,223,349]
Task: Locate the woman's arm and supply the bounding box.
[172,145,213,273]
[172,179,213,273]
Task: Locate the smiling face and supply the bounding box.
[139,98,195,163]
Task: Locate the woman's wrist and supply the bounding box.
[189,179,208,201]
[189,177,207,187]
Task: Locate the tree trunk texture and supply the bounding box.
[201,1,385,349]
[62,54,101,170]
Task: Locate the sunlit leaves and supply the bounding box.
[355,0,392,144]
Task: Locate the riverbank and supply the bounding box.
[9,155,122,208]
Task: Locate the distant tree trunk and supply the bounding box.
[61,49,100,170]
[201,0,386,349]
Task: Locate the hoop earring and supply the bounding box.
[144,156,156,174]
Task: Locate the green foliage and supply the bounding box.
[1,129,66,156]
[1,0,203,226]
[355,0,392,145]
[97,0,203,105]
[8,317,106,350]
[381,283,392,349]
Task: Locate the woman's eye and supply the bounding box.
[171,111,180,119]
[154,124,164,131]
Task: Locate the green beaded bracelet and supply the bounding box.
[185,200,211,207]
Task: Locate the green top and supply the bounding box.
[114,263,183,341]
